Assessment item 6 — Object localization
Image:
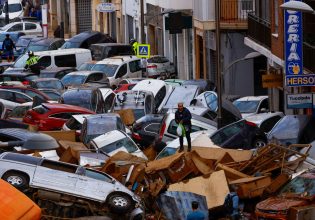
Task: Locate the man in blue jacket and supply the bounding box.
[186,201,206,220]
[175,102,192,152]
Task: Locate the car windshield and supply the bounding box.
[62,90,92,110]
[233,100,260,113]
[27,45,49,52]
[61,41,81,49]
[8,105,30,118]
[35,80,63,90]
[13,54,29,68]
[91,64,118,77]
[16,38,31,47]
[78,63,95,71]
[280,175,315,197]
[8,4,22,13]
[99,136,138,154]
[61,74,87,86]
[268,116,310,145]
[165,86,198,108]
[156,147,177,160]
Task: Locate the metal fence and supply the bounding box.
[247,13,271,48]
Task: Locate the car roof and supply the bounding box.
[132,79,166,95]
[235,96,268,102]
[91,43,130,47]
[72,114,94,124]
[245,112,284,125]
[33,48,90,56]
[32,38,64,45]
[67,31,103,42]
[65,71,103,76]
[41,103,94,113]
[0,128,39,141]
[97,56,139,65]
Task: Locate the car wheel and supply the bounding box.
[2,172,29,190]
[107,193,134,214]
[253,138,266,149]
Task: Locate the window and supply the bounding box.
[144,123,160,134]
[25,23,37,30]
[41,160,77,173]
[3,153,41,165]
[8,23,23,32]
[116,64,127,78]
[155,86,166,108]
[260,116,282,133]
[0,91,14,101]
[49,112,72,119]
[14,93,32,103]
[259,99,269,113]
[85,169,112,182]
[211,121,245,145]
[38,56,51,68]
[129,60,141,72]
[86,73,104,82]
[55,54,76,67]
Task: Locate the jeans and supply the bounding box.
[179,129,191,151]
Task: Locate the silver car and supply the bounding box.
[0,152,143,217]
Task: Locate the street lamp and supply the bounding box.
[280,1,315,14]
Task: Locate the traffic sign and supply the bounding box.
[137,44,150,58]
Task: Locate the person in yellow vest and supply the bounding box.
[130,38,138,55]
[24,51,40,74]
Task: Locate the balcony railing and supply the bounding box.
[303,42,315,73]
[221,0,254,23]
[247,13,271,48]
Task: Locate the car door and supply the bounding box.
[32,160,78,194]
[7,23,23,32]
[75,167,114,202]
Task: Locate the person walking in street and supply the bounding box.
[186,201,206,220]
[2,34,16,62]
[224,185,240,220]
[175,102,192,152]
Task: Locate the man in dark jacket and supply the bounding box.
[2,34,16,62]
[175,102,192,152]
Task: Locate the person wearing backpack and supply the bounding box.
[186,201,206,220]
[224,185,240,220]
[2,34,16,62]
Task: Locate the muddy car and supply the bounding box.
[256,170,315,219]
[0,152,144,218]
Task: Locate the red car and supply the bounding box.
[0,85,51,101]
[114,83,136,93]
[23,103,95,131]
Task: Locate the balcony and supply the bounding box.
[220,0,253,29]
[303,42,315,73]
[247,13,271,49]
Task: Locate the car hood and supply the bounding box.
[256,197,308,212]
[241,113,256,118]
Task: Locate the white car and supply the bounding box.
[132,79,173,112]
[233,96,269,118]
[0,88,33,111]
[91,56,142,88]
[89,130,148,160]
[245,112,284,134]
[146,55,175,78]
[0,152,144,217]
[0,21,42,36]
[0,0,23,20]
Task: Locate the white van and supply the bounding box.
[7,48,92,71]
[0,0,23,20]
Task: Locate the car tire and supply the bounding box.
[252,138,266,149]
[107,192,134,214]
[2,171,29,190]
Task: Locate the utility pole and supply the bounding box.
[215,0,222,129]
[140,0,145,43]
[5,0,9,25]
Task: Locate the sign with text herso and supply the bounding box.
[284,0,315,86]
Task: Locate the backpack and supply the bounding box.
[224,193,235,214]
[4,39,13,50]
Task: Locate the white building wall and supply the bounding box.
[193,0,215,21]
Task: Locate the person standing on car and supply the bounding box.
[130,38,138,55]
[24,51,40,74]
[2,34,16,62]
[175,102,192,152]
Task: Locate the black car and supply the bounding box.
[267,115,315,145]
[132,114,164,148]
[60,31,116,49]
[90,43,133,61]
[39,67,76,79]
[210,119,267,150]
[182,79,216,92]
[26,38,65,52]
